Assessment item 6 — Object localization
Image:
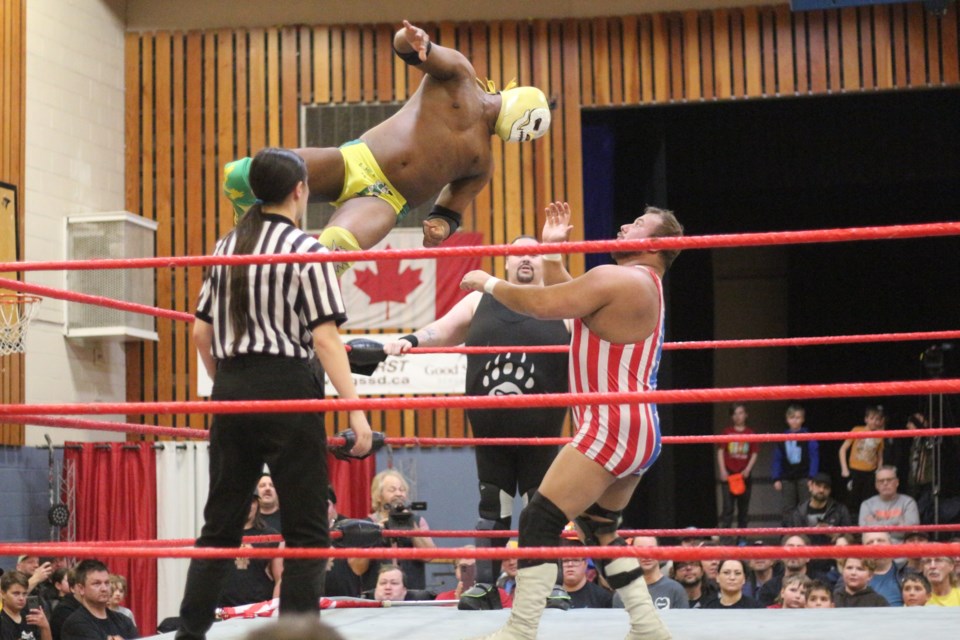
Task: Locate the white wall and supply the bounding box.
[125,0,770,31]
[23,0,128,446]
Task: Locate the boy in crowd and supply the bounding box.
[771,404,819,518]
[804,580,835,608]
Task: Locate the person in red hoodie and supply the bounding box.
[716,403,760,539]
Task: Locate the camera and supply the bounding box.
[386,502,417,530]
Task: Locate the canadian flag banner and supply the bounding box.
[340,229,483,330]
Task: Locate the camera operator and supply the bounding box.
[368,469,436,589]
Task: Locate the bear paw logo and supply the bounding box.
[481,353,536,396]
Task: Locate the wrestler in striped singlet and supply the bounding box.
[569,265,664,478]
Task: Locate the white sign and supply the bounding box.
[196,333,466,397]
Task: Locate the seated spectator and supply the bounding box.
[496,541,518,596]
[861,531,902,606]
[678,527,709,547]
[60,560,138,640]
[326,485,344,529]
[805,579,834,608]
[369,469,436,590]
[743,542,781,601]
[698,541,720,583]
[33,558,65,608]
[783,472,852,577]
[324,487,379,599]
[702,559,759,609]
[772,404,819,519]
[49,568,82,640]
[15,556,53,600]
[559,544,612,609]
[671,560,717,608]
[50,567,71,609]
[435,548,512,608]
[901,573,931,607]
[899,531,929,580]
[949,537,960,582]
[612,536,688,610]
[256,474,282,534]
[922,556,960,606]
[821,534,855,589]
[756,534,814,607]
[769,574,809,609]
[1,571,52,640]
[373,565,408,603]
[833,558,888,607]
[107,575,135,625]
[858,466,920,542]
[242,614,344,640]
[218,494,283,607]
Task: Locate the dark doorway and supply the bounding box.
[582,88,960,530]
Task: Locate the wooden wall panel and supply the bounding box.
[124,3,960,442]
[0,0,25,444]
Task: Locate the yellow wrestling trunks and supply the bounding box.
[334,140,411,219]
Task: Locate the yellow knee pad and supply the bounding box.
[318,226,361,278]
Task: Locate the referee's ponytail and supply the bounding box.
[229,148,309,353]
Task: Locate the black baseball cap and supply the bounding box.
[811,472,832,487]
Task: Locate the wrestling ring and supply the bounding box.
[1,222,960,639]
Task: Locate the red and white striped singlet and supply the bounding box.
[568,266,664,478]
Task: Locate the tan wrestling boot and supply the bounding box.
[474,562,557,640]
[607,557,672,640]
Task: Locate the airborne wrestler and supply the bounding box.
[224,20,551,276]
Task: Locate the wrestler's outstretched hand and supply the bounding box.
[460,269,493,293]
[542,201,573,244]
[401,20,431,61]
[383,338,415,356]
[422,217,450,247]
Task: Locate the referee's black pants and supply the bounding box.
[177,355,329,640]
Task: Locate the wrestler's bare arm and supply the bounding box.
[383,291,482,355]
[462,265,657,342]
[466,266,624,321]
[423,168,494,246]
[435,168,493,214]
[394,20,474,82]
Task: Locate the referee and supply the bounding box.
[177,148,372,640]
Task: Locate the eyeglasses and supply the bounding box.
[875,477,897,484]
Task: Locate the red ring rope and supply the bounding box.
[39,523,960,550]
[0,542,956,562]
[410,329,960,352]
[3,378,959,417]
[5,273,958,353]
[1,221,958,273]
[12,410,958,446]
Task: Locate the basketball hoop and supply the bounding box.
[0,293,41,355]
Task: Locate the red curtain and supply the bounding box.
[66,442,157,635]
[326,452,375,519]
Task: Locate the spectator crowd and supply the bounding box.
[5,402,958,638]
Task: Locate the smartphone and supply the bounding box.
[459,562,476,591]
[25,596,41,614]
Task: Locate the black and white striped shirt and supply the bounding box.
[195,213,346,360]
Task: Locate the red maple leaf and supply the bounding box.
[352,247,423,320]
